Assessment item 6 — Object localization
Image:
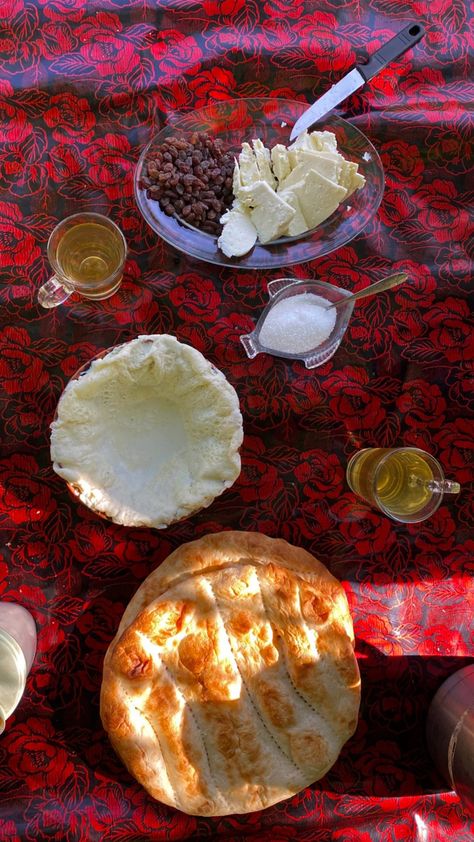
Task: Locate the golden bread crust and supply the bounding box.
[100,531,360,816]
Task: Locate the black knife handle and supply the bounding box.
[356,23,425,82]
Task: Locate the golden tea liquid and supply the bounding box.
[55,222,125,295]
[347,448,434,519]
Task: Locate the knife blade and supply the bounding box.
[289,23,425,140]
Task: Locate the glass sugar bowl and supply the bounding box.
[240,278,354,369]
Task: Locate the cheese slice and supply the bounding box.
[338,160,366,197]
[238,142,260,186]
[232,159,242,195]
[218,207,258,257]
[288,130,314,153]
[283,151,341,185]
[271,144,291,183]
[277,184,308,237]
[292,168,347,230]
[252,139,276,189]
[309,130,338,152]
[244,181,295,243]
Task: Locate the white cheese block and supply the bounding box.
[284,150,341,184]
[252,139,276,189]
[271,144,291,183]
[238,142,260,186]
[288,130,313,152]
[293,168,347,230]
[309,130,338,152]
[218,207,258,257]
[245,181,295,243]
[277,184,308,236]
[232,159,242,195]
[338,160,366,197]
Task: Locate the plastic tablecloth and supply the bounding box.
[0,0,472,839]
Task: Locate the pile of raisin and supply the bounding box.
[139,132,235,235]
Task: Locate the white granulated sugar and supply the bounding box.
[259,293,337,355]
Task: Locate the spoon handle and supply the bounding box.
[327,273,408,310]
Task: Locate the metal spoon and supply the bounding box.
[324,272,408,310]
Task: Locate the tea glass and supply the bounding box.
[37,212,127,309]
[346,447,460,523]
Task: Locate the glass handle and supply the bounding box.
[438,480,461,494]
[409,474,461,495]
[240,333,258,359]
[37,275,72,309]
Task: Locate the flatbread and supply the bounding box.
[50,335,243,528]
[101,532,360,816]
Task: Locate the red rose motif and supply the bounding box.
[0,26,38,75]
[38,0,86,22]
[411,506,456,552]
[189,67,237,106]
[45,143,82,183]
[412,180,469,244]
[43,93,95,143]
[202,0,246,15]
[425,298,473,363]
[99,85,155,130]
[6,717,75,790]
[0,0,24,18]
[378,186,415,230]
[209,313,269,378]
[0,820,20,842]
[58,343,99,377]
[0,129,48,196]
[418,624,469,656]
[0,80,30,143]
[0,204,41,270]
[96,279,161,328]
[400,69,460,121]
[294,451,344,500]
[24,795,88,842]
[0,326,48,394]
[324,366,386,432]
[0,454,57,525]
[82,133,135,199]
[396,380,447,429]
[39,21,78,58]
[333,495,396,556]
[76,597,123,654]
[380,140,424,189]
[154,78,193,113]
[434,419,474,483]
[357,740,417,796]
[426,122,472,175]
[264,0,305,20]
[169,275,221,322]
[150,30,202,76]
[297,12,355,72]
[88,782,133,833]
[237,436,284,504]
[436,243,471,289]
[70,521,115,559]
[12,540,67,581]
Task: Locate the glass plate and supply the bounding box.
[134,97,384,269]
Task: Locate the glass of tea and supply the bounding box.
[38,212,127,308]
[346,447,460,523]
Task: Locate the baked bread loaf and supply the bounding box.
[101,531,360,816]
[50,335,243,528]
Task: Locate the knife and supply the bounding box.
[290,23,425,140]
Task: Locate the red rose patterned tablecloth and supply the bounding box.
[0,0,473,839]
